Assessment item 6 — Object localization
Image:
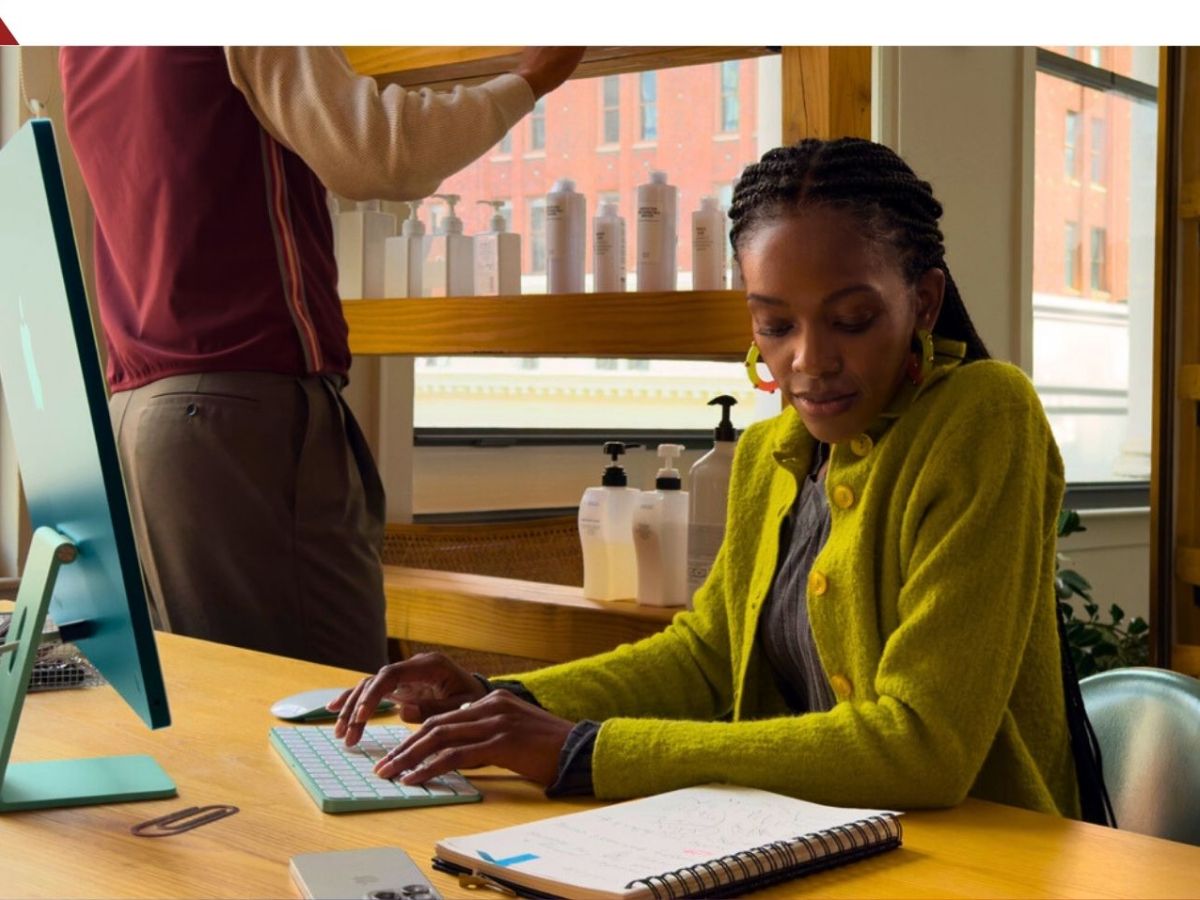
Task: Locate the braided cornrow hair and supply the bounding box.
[729,137,990,361]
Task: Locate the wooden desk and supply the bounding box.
[5,634,1199,899]
[384,567,678,663]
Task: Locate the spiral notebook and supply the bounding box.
[433,784,902,899]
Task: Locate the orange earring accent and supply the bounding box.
[744,344,779,393]
[905,328,935,385]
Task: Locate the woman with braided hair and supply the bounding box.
[332,137,1086,820]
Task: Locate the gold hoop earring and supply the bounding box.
[744,344,779,393]
[905,328,935,385]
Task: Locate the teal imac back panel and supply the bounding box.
[0,119,169,730]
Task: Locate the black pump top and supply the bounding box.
[600,440,637,486]
[708,395,737,442]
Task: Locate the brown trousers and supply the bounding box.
[109,371,388,673]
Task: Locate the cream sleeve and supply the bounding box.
[224,46,535,201]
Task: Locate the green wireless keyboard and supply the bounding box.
[270,724,482,814]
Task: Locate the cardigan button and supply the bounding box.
[832,484,855,509]
[808,570,828,596]
[850,434,873,456]
[830,674,853,701]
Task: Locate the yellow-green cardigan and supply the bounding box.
[513,351,1079,816]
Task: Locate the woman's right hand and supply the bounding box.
[328,651,487,747]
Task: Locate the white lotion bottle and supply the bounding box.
[474,200,522,296]
[635,170,678,292]
[578,441,640,602]
[337,199,396,300]
[592,201,627,293]
[546,178,587,293]
[383,199,427,299]
[632,443,690,607]
[687,396,738,604]
[424,193,475,297]
[691,196,727,291]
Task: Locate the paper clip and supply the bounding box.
[130,804,239,837]
[458,873,518,897]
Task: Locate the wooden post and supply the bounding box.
[781,47,872,144]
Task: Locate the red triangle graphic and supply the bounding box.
[0,16,16,45]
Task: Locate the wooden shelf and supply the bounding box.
[345,46,778,92]
[344,291,749,359]
[383,566,677,663]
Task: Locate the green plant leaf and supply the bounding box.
[1058,602,1076,621]
[1055,578,1072,600]
[1109,604,1124,625]
[1092,640,1119,658]
[1076,629,1103,647]
[1084,601,1099,620]
[1128,618,1149,635]
[1060,570,1093,594]
[1057,509,1087,538]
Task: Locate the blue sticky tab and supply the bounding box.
[478,850,539,868]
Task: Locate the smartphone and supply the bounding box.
[289,847,443,900]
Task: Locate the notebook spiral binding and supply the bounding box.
[626,813,903,900]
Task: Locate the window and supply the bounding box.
[720,61,740,133]
[1090,227,1108,293]
[497,131,512,155]
[639,71,658,141]
[413,58,780,434]
[601,76,620,144]
[1065,110,1081,179]
[1090,117,1106,185]
[1089,47,1103,68]
[530,98,546,152]
[1033,46,1159,482]
[529,198,546,273]
[1065,221,1081,290]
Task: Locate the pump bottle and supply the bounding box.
[424,193,474,297]
[635,170,678,292]
[383,199,427,299]
[578,441,640,601]
[691,196,727,291]
[592,201,627,292]
[546,178,587,293]
[632,443,690,607]
[474,200,522,296]
[686,396,738,604]
[337,199,397,299]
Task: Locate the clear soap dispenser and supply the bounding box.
[424,193,475,297]
[686,396,738,604]
[383,198,427,298]
[474,199,522,296]
[578,441,640,601]
[632,443,690,607]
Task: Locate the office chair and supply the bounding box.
[1079,667,1200,846]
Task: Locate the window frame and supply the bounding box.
[529,97,546,153]
[601,75,620,145]
[639,71,658,142]
[719,60,740,133]
[1034,45,1159,496]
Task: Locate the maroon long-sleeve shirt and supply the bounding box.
[60,47,347,390]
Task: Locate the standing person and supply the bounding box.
[332,137,1089,819]
[58,46,585,671]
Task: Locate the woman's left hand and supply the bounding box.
[375,689,575,787]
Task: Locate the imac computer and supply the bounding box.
[0,118,175,810]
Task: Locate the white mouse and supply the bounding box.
[270,688,394,722]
